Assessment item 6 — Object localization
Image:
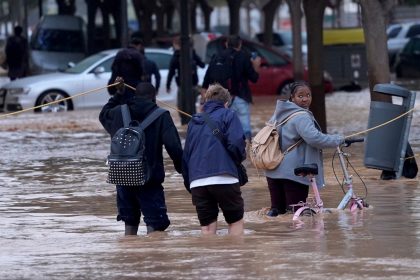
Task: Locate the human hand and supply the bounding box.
[115,76,125,94]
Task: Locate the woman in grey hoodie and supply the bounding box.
[265,81,345,217]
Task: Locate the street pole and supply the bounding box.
[39,0,43,18]
[179,0,194,125]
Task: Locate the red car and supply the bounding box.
[205,37,333,95]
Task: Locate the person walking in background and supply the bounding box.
[203,35,261,142]
[182,84,246,236]
[107,37,144,102]
[166,36,205,124]
[99,80,183,235]
[4,25,29,81]
[265,81,345,217]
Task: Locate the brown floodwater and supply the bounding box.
[0,90,419,279]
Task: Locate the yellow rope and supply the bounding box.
[345,107,415,139]
[124,83,192,118]
[0,82,120,119]
[0,82,193,119]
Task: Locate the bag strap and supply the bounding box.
[121,104,131,128]
[139,108,167,130]
[276,111,307,128]
[201,112,224,143]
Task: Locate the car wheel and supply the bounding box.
[35,91,73,113]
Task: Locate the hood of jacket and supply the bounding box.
[127,96,158,121]
[190,100,225,125]
[270,100,312,123]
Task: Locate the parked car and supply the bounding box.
[205,37,333,95]
[255,31,308,62]
[0,48,206,113]
[387,21,420,68]
[394,35,420,78]
[30,15,87,74]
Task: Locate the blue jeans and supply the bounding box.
[116,184,170,231]
[230,96,252,140]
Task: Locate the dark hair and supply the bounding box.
[135,82,156,101]
[289,81,310,97]
[130,37,143,46]
[227,35,242,49]
[14,26,23,36]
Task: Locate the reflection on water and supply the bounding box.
[0,91,419,279]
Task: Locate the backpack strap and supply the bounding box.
[139,108,167,130]
[276,111,307,127]
[121,104,131,128]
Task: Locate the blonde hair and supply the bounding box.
[204,83,231,104]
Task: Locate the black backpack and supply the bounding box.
[204,52,235,90]
[106,104,166,186]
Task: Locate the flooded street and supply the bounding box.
[0,90,419,279]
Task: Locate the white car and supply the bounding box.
[387,22,420,67]
[0,48,206,113]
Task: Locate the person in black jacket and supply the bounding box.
[4,25,29,80]
[140,47,161,92]
[99,80,183,235]
[166,36,205,124]
[203,35,260,141]
[107,37,144,101]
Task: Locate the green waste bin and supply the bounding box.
[364,84,416,178]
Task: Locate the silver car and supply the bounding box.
[0,48,206,113]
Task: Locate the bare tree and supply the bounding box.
[262,0,282,47]
[285,0,304,80]
[227,0,243,35]
[358,0,398,102]
[197,0,213,31]
[303,0,328,132]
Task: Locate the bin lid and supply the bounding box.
[323,28,365,45]
[373,83,411,98]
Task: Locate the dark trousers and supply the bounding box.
[266,177,309,214]
[116,184,170,231]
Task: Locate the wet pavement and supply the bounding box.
[0,89,419,279]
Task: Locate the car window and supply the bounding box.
[406,24,420,38]
[387,26,402,39]
[402,39,414,54]
[413,38,420,53]
[146,52,172,70]
[30,28,85,53]
[95,57,114,72]
[65,53,108,73]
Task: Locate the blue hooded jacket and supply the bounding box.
[182,100,246,187]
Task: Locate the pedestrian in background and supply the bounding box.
[182,83,246,236]
[107,37,144,102]
[99,80,183,235]
[4,25,29,81]
[203,35,260,142]
[166,36,205,124]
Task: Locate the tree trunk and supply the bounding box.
[359,0,397,102]
[286,0,304,80]
[190,0,197,34]
[262,0,281,47]
[303,0,327,132]
[227,0,243,35]
[132,0,155,45]
[197,0,213,32]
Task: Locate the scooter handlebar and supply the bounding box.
[343,137,364,147]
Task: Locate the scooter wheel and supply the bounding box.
[300,208,316,217]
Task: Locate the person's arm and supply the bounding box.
[161,112,183,173]
[193,50,205,68]
[166,57,176,92]
[244,53,260,83]
[152,62,161,92]
[98,94,125,136]
[293,114,344,149]
[224,111,246,163]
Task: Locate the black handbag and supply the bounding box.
[402,143,418,179]
[201,112,248,186]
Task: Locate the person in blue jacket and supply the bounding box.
[182,83,246,236]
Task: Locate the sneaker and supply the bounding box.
[266,208,279,217]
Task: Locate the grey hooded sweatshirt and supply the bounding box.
[265,100,344,188]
